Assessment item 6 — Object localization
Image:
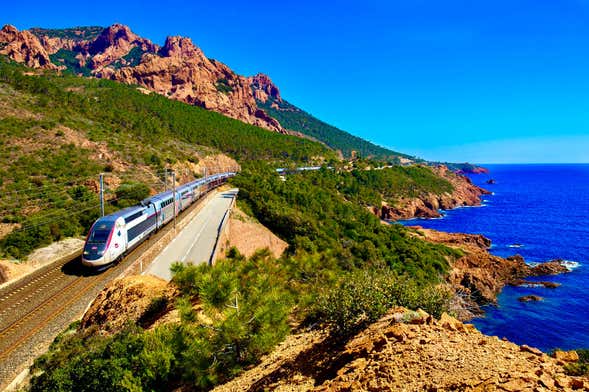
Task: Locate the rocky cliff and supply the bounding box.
[0,25,56,69]
[0,24,284,132]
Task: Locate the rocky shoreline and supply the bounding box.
[409,226,572,320]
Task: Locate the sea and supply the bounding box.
[399,164,589,352]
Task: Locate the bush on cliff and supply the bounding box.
[564,349,589,376]
[315,268,451,336]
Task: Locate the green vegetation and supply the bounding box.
[317,269,450,335]
[232,163,458,280]
[215,78,233,94]
[0,57,331,258]
[257,96,412,160]
[564,349,589,376]
[31,249,293,391]
[114,182,151,208]
[29,26,104,42]
[50,49,93,76]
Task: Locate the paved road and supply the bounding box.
[144,188,238,280]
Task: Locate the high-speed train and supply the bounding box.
[82,172,236,267]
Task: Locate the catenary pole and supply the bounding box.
[99,173,104,217]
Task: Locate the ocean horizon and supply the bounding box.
[400,163,589,351]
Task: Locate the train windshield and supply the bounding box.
[88,222,114,243]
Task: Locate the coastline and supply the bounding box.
[384,167,572,321]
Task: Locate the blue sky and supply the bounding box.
[3,0,589,163]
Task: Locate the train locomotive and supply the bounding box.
[82,172,235,267]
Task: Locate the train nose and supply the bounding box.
[83,243,106,261]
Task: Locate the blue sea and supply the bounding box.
[400,164,589,352]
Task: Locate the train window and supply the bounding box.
[125,211,143,223]
[88,222,113,242]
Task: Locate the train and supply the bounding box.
[82,172,236,267]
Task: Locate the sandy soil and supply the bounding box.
[221,207,288,259]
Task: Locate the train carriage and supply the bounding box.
[82,172,237,268]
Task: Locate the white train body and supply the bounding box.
[82,172,235,267]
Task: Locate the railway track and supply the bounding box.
[0,193,215,390]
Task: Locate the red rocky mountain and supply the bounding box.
[0,23,284,132]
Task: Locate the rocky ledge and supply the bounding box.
[215,307,588,391]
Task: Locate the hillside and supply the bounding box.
[215,307,587,391]
[0,23,410,160]
[0,57,329,259]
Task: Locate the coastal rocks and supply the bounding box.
[518,295,543,302]
[511,279,561,288]
[409,227,572,319]
[530,259,571,276]
[456,165,490,175]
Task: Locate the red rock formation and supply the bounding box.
[0,24,285,132]
[0,25,56,69]
[249,72,282,103]
[103,34,283,132]
[456,166,490,175]
[408,227,571,319]
[85,23,157,69]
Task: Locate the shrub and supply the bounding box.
[564,349,589,376]
[316,268,451,336]
[115,182,150,207]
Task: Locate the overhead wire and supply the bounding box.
[8,196,123,234]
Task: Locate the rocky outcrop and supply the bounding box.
[0,25,56,69]
[456,166,490,175]
[85,23,156,69]
[530,259,571,276]
[81,275,174,334]
[249,72,282,103]
[519,295,543,302]
[214,308,588,391]
[104,35,284,132]
[384,165,491,220]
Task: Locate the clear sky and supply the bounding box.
[3,0,589,163]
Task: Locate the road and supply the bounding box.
[144,188,238,281]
